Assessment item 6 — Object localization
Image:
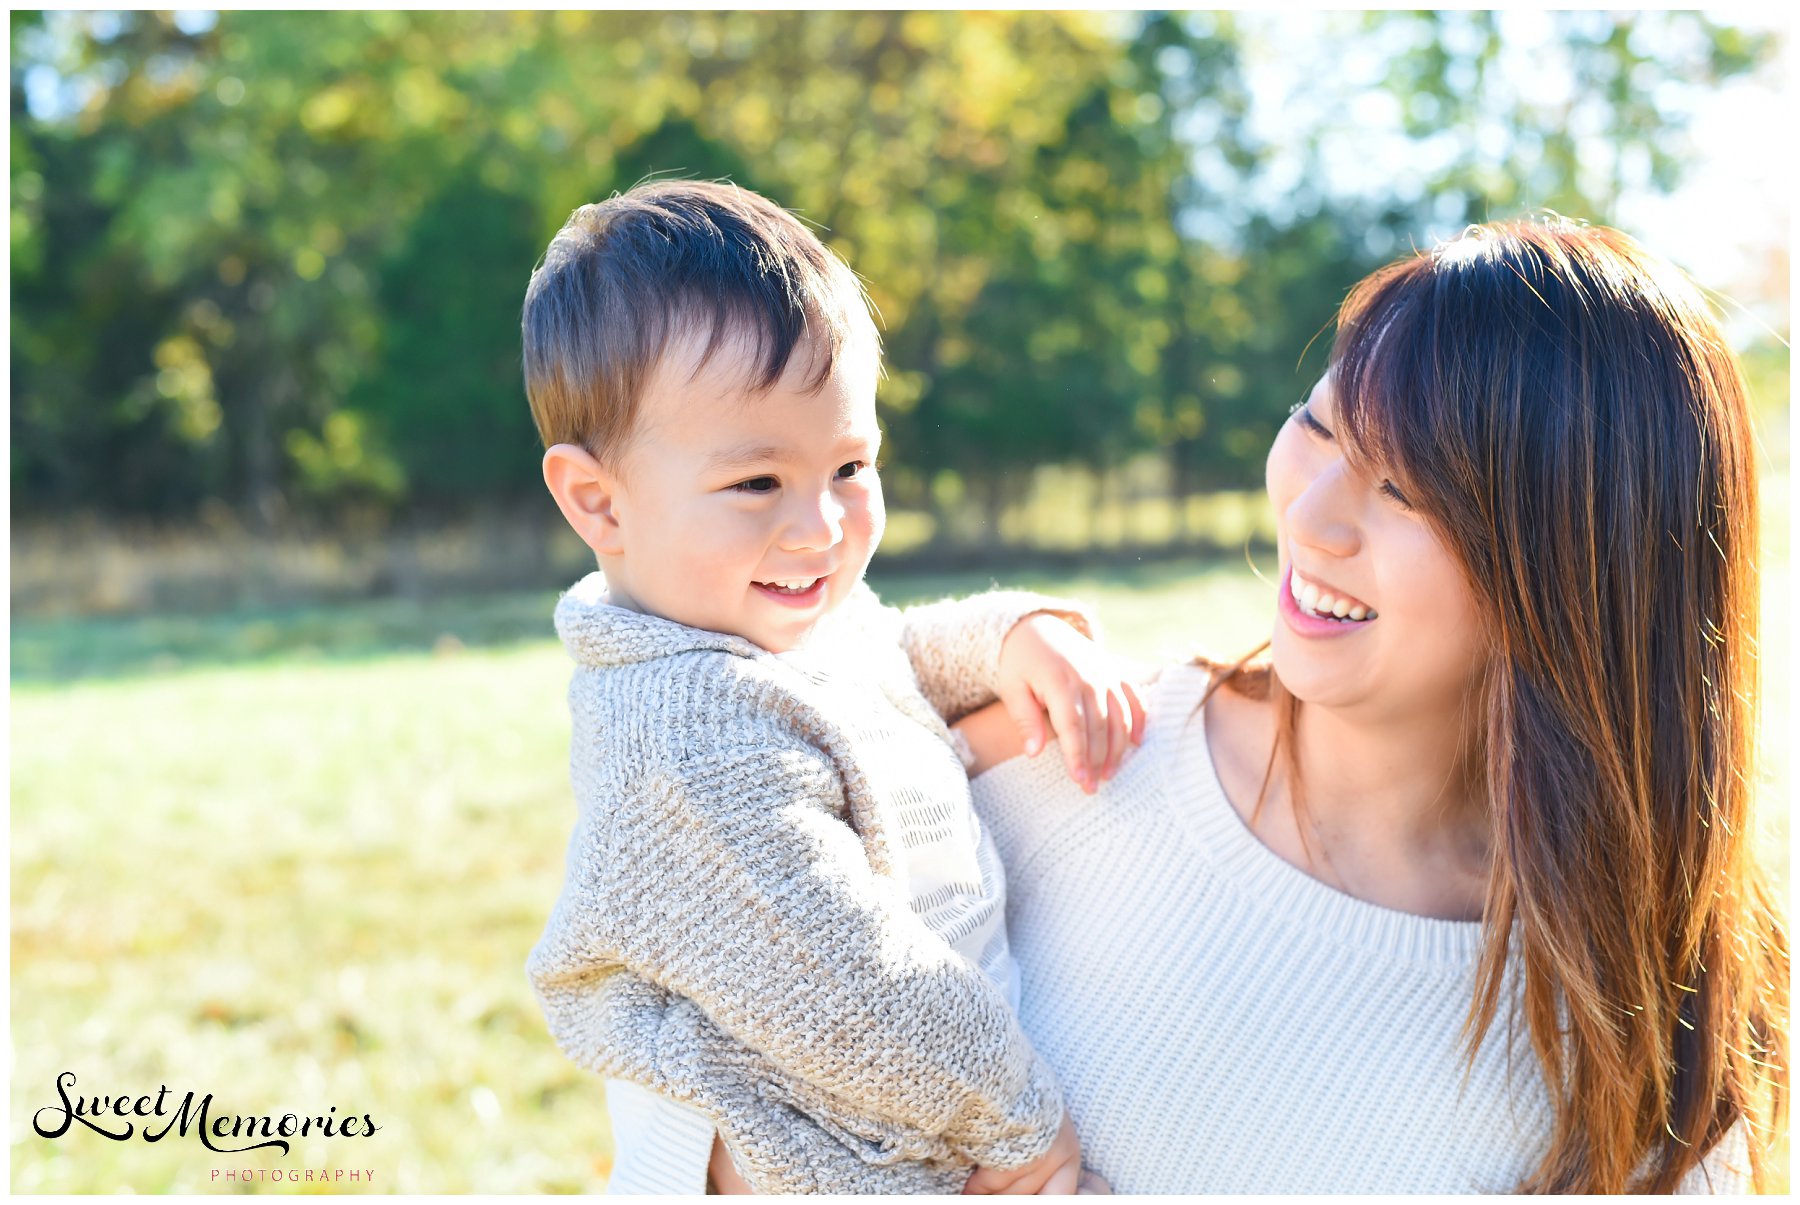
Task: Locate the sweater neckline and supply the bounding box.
[1154,663,1487,968]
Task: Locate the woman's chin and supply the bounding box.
[1270,637,1365,709]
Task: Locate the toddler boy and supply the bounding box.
[522,181,1140,1193]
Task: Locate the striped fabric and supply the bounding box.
[601,1080,715,1195]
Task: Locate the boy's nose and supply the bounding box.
[780,488,845,551]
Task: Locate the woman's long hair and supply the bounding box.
[1215,219,1786,1191]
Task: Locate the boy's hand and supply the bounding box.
[996,613,1145,794]
[962,1111,1082,1194]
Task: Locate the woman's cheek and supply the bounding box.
[1394,521,1488,691]
[1265,425,1305,522]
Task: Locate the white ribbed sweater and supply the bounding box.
[971,663,1751,1194]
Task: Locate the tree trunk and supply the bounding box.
[980,469,1006,552]
[237,369,289,607]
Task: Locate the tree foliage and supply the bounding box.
[9,11,1777,526]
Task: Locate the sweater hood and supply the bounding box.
[554,571,769,668]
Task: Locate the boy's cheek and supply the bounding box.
[866,493,887,550]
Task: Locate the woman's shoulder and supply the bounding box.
[968,660,1217,874]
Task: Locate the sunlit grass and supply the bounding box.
[10,489,1789,1190]
[8,562,1280,1192]
[10,647,600,1193]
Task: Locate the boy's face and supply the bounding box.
[600,328,885,654]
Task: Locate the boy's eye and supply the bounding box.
[835,460,868,479]
[733,476,778,494]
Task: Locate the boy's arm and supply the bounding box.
[875,586,1144,790]
[885,586,1098,721]
[531,738,1064,1178]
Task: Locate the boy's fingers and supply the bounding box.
[1125,680,1147,744]
[1049,691,1088,788]
[963,1166,1017,1194]
[998,1170,1047,1195]
[1103,695,1127,780]
[1081,684,1108,788]
[998,683,1047,757]
[1076,1169,1113,1195]
[1043,1160,1083,1195]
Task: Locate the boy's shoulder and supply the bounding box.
[805,578,905,647]
[555,575,845,762]
[554,572,769,671]
[556,571,910,683]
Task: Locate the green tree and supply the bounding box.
[9,10,1779,537]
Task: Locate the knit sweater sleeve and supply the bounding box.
[889,589,1099,722]
[539,735,1063,1181]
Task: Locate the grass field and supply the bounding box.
[10,515,1790,1190]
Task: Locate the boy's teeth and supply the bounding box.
[764,578,818,593]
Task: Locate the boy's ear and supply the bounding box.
[543,443,626,557]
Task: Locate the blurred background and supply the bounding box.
[10,10,1789,1193]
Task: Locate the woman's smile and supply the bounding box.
[1277,564,1376,638]
[1286,565,1377,622]
[1264,374,1488,715]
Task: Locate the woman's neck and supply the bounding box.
[1207,684,1492,921]
[1293,699,1491,919]
[1296,700,1483,839]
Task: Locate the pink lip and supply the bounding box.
[752,573,831,609]
[1277,564,1374,639]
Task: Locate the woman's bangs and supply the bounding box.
[1329,268,1440,507]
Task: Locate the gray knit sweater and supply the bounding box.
[526,573,1086,1193]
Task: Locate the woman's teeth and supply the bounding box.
[1290,570,1376,622]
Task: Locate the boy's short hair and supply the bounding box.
[521,179,878,461]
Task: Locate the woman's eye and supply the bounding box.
[733,476,778,494]
[835,460,867,479]
[1379,479,1413,510]
[1296,406,1334,440]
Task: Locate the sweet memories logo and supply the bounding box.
[33,1072,380,1156]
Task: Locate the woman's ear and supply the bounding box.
[543,443,626,557]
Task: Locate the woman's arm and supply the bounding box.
[953,700,1030,776]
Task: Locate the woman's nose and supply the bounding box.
[780,487,845,551]
[1284,461,1362,560]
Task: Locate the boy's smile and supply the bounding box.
[595,327,885,653]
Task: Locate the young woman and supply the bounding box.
[959,219,1787,1193]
